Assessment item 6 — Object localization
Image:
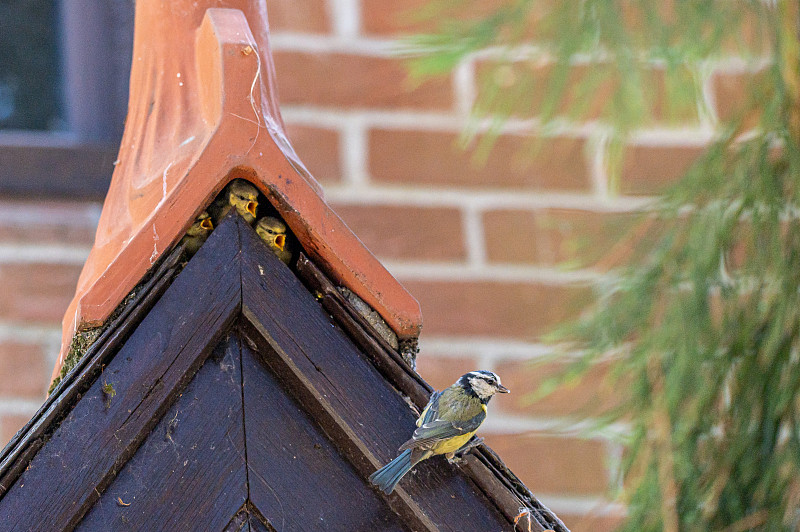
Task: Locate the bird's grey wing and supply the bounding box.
[399,409,486,451]
[417,390,442,427]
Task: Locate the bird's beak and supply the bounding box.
[200,218,214,231]
[497,384,510,394]
[246,201,258,218]
[274,234,286,251]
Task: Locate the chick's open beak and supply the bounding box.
[246,201,258,218]
[200,219,214,231]
[274,234,286,251]
[497,384,510,393]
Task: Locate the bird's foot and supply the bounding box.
[446,452,464,464]
[454,436,485,460]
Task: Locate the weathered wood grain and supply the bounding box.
[223,505,251,532]
[77,335,248,531]
[295,254,431,407]
[247,505,277,532]
[241,339,405,532]
[238,221,512,531]
[0,215,242,530]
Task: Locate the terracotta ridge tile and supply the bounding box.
[53,4,421,381]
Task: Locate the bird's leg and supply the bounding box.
[447,436,485,464]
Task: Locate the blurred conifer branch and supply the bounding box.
[403,0,800,529]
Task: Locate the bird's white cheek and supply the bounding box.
[470,379,494,399]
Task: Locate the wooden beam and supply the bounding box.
[240,338,407,531]
[0,215,242,530]
[78,335,249,530]
[295,254,430,406]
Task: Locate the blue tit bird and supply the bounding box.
[179,210,214,256]
[369,370,509,494]
[209,179,259,225]
[255,216,293,264]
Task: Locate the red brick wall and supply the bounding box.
[0,2,757,530]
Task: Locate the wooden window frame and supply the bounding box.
[0,1,132,198]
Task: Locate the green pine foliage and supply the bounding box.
[404,1,800,529]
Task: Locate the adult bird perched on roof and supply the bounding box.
[255,216,293,264]
[209,179,259,225]
[179,210,213,256]
[369,370,509,494]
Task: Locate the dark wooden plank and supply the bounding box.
[241,340,406,532]
[0,215,243,530]
[222,503,277,532]
[247,505,277,532]
[77,335,248,531]
[238,222,511,531]
[0,243,185,496]
[295,254,430,406]
[223,505,250,532]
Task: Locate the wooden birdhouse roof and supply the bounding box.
[1,215,567,531]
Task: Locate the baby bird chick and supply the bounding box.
[255,216,292,264]
[180,211,214,256]
[209,179,259,225]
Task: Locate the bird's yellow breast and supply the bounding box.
[431,430,478,455]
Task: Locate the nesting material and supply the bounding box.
[338,286,399,351]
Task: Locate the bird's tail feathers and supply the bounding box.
[369,449,413,495]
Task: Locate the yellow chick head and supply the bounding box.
[186,211,214,238]
[256,216,287,252]
[227,179,259,223]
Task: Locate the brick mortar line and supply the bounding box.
[589,129,611,199]
[702,61,721,126]
[696,62,717,129]
[708,56,773,73]
[454,59,476,117]
[0,204,101,226]
[534,495,625,517]
[472,43,771,71]
[324,184,656,211]
[474,352,497,374]
[283,105,719,144]
[629,127,714,145]
[385,261,603,284]
[481,413,630,438]
[605,439,625,495]
[418,339,625,366]
[284,106,607,138]
[270,32,396,55]
[461,205,487,267]
[418,337,563,360]
[328,0,361,39]
[0,398,44,415]
[268,30,771,74]
[341,116,370,185]
[0,323,64,343]
[0,244,91,264]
